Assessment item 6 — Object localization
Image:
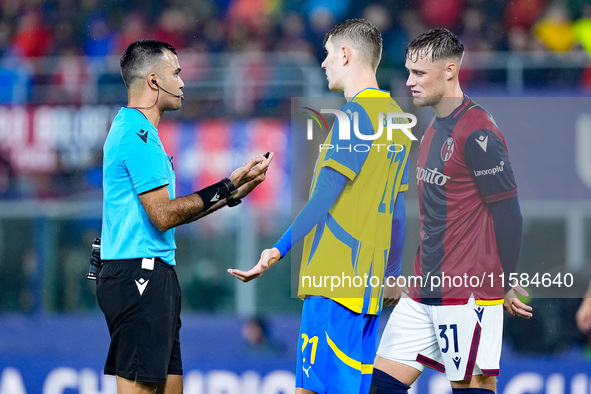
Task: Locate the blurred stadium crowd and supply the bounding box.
[1,0,591,105]
[3,0,591,61]
[0,0,589,198]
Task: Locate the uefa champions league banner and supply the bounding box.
[0,314,299,394]
[0,314,591,394]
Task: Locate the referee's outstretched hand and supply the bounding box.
[230,152,274,189]
[503,284,533,319]
[227,248,281,283]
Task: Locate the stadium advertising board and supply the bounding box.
[0,314,590,394]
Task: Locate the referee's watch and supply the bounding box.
[227,196,242,207]
[225,180,241,206]
[221,177,241,207]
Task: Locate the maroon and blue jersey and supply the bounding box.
[410,96,518,306]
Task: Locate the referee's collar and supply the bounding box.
[122,107,157,129]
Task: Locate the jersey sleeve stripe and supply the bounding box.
[483,189,518,204]
[321,159,357,181]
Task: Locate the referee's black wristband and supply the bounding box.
[195,178,237,211]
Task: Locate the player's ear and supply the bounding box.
[341,45,351,66]
[445,61,458,81]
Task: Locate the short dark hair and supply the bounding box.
[406,28,464,63]
[120,39,177,89]
[323,18,383,69]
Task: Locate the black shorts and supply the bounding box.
[96,258,182,383]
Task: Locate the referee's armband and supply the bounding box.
[195,178,238,211]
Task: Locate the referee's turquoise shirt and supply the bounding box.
[101,108,176,265]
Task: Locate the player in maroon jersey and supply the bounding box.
[370,29,532,394]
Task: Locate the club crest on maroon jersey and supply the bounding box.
[441,137,455,162]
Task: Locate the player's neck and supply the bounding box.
[127,101,163,128]
[127,88,164,128]
[433,86,464,118]
[144,109,163,128]
[343,73,379,102]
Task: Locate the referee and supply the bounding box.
[97,39,273,394]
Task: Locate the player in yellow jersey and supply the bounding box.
[228,19,413,394]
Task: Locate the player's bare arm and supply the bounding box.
[227,247,281,282]
[576,298,591,334]
[192,174,268,221]
[382,278,408,307]
[140,153,273,231]
[576,280,591,333]
[503,284,533,319]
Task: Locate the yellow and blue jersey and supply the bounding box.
[298,89,412,315]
